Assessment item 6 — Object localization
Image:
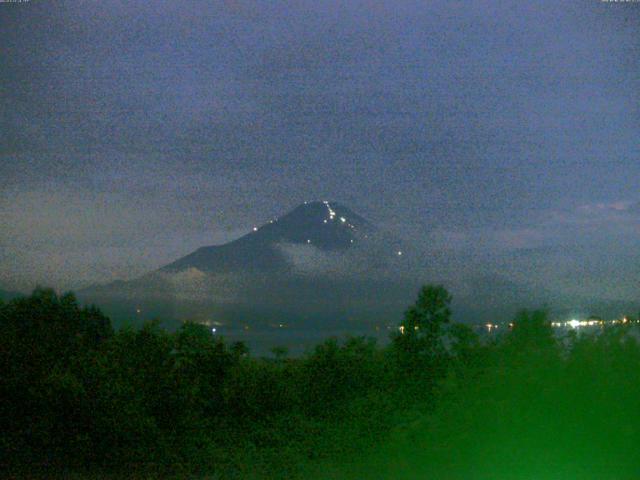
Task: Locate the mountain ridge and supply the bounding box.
[76,201,412,330]
[161,201,377,274]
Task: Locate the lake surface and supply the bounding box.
[217,326,394,356]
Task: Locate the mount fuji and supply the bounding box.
[162,201,376,274]
[78,202,415,330]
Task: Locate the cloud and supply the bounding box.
[2,0,639,296]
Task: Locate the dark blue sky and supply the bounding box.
[1,0,639,301]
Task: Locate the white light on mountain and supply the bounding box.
[397,250,403,256]
[307,239,311,244]
[340,217,346,223]
[324,201,337,219]
[253,227,258,232]
[323,219,327,224]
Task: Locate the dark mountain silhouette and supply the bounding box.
[162,201,375,274]
[78,202,412,332]
[80,201,631,340]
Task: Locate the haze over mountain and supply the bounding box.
[76,199,639,337]
[79,201,413,330]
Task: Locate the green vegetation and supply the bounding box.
[2,286,640,479]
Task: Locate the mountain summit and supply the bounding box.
[79,201,411,332]
[162,201,375,274]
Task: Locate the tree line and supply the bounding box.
[2,286,640,479]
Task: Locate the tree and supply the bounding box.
[170,322,233,420]
[506,309,555,354]
[0,288,113,468]
[270,345,289,361]
[448,323,481,364]
[231,341,249,358]
[392,285,452,380]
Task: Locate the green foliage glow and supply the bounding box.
[2,287,640,479]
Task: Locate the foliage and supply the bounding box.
[2,287,640,479]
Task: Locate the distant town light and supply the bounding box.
[340,217,346,223]
[253,226,258,232]
[397,250,403,256]
[211,327,217,333]
[568,319,580,329]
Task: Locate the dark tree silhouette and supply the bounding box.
[4,285,640,479]
[392,285,452,380]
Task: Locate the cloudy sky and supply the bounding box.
[1,0,639,300]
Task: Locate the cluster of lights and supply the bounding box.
[556,317,636,329]
[323,201,337,220]
[322,201,357,230]
[478,316,637,333]
[247,200,405,258]
[321,201,403,256]
[553,319,602,328]
[397,325,420,335]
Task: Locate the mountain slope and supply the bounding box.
[161,201,375,274]
[78,201,409,329]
